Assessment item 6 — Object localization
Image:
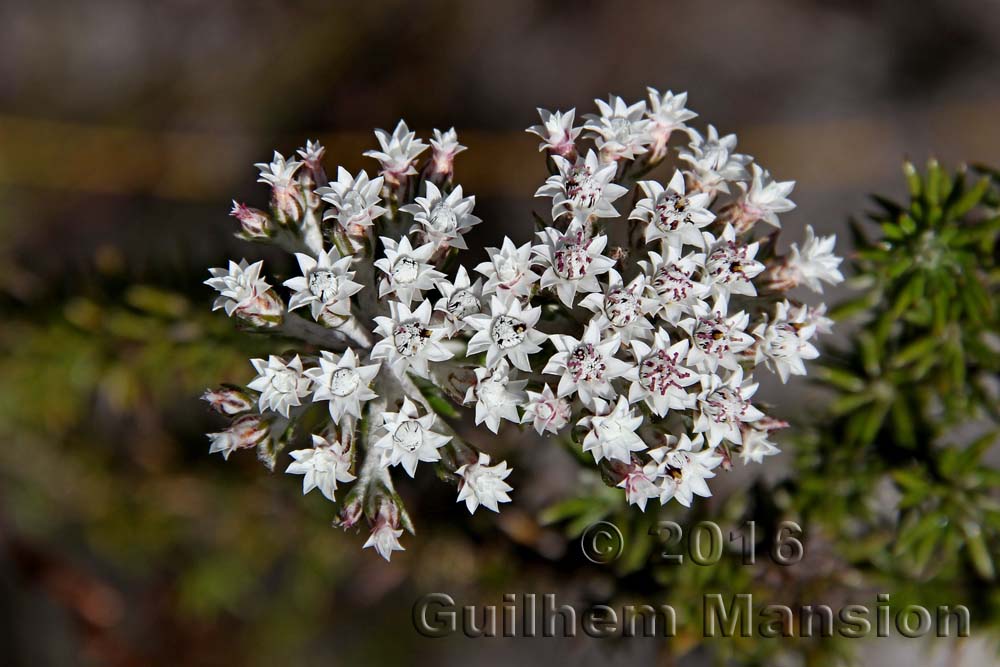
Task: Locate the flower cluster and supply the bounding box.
[203,90,842,560]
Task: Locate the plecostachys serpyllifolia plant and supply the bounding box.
[202,90,844,559]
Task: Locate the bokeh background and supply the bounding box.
[1,1,999,665]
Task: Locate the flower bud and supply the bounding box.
[202,385,253,416]
[230,201,273,238]
[234,289,284,328]
[207,414,270,460]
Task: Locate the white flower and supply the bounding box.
[739,426,781,464]
[207,415,269,460]
[283,248,363,321]
[678,300,754,373]
[429,127,466,176]
[618,459,662,511]
[317,167,387,232]
[401,181,481,249]
[578,269,657,344]
[374,397,451,477]
[640,248,711,324]
[533,223,616,307]
[255,150,302,189]
[205,259,272,317]
[527,108,581,157]
[645,88,696,160]
[752,300,819,383]
[693,368,765,448]
[305,348,380,423]
[650,434,722,507]
[285,433,356,502]
[535,149,628,222]
[522,384,572,435]
[475,237,540,299]
[465,295,547,372]
[247,355,312,417]
[679,125,751,195]
[786,225,844,292]
[296,139,326,168]
[463,360,526,433]
[579,396,647,464]
[433,265,484,335]
[584,95,652,161]
[374,236,446,306]
[628,330,699,417]
[734,164,795,229]
[371,300,453,379]
[544,321,633,410]
[363,511,405,561]
[631,170,715,249]
[702,224,765,299]
[364,120,428,185]
[456,452,514,513]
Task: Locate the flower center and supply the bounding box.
[496,257,520,285]
[694,317,732,358]
[341,191,365,219]
[428,205,458,235]
[653,194,690,232]
[270,369,299,394]
[608,117,632,144]
[491,315,527,349]
[704,387,743,423]
[651,264,694,302]
[393,420,424,453]
[392,257,420,285]
[605,288,639,327]
[478,376,507,409]
[639,350,691,395]
[554,244,591,281]
[393,322,429,356]
[328,367,360,397]
[706,242,750,284]
[309,269,340,302]
[447,290,480,319]
[566,167,601,209]
[767,325,800,359]
[567,343,606,383]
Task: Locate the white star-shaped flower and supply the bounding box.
[679,125,751,196]
[371,300,454,379]
[401,181,481,249]
[456,452,514,513]
[628,330,700,417]
[533,223,615,307]
[475,237,540,299]
[584,95,652,161]
[283,248,362,321]
[254,150,302,189]
[631,170,715,249]
[285,433,356,502]
[305,348,380,423]
[544,321,633,410]
[465,295,547,372]
[205,259,272,317]
[645,88,697,160]
[247,355,313,418]
[734,164,795,229]
[678,300,754,374]
[578,269,657,344]
[535,149,628,222]
[364,120,428,185]
[579,396,647,464]
[785,225,844,293]
[739,426,781,465]
[374,236,446,306]
[752,300,820,383]
[693,368,765,448]
[316,167,387,232]
[640,248,711,324]
[527,108,581,157]
[463,360,526,434]
[363,511,405,561]
[374,397,452,477]
[650,434,723,507]
[702,224,765,299]
[521,384,572,435]
[618,459,663,511]
[429,127,466,176]
[433,265,484,336]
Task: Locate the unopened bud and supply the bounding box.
[202,385,253,416]
[208,414,270,460]
[234,289,284,328]
[230,201,273,238]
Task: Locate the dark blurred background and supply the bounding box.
[1,1,999,665]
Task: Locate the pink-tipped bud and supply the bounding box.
[202,385,253,416]
[230,201,273,238]
[208,414,270,460]
[234,289,284,328]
